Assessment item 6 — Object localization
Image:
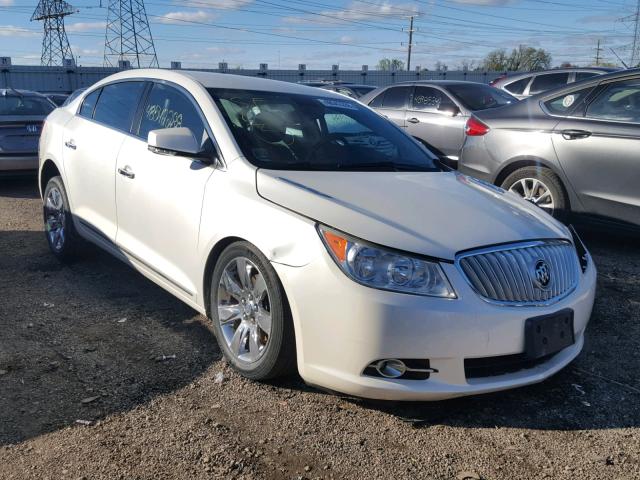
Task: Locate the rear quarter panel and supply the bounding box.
[38,107,75,197]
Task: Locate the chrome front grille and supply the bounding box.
[457,240,580,306]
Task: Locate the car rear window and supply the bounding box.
[369,86,411,109]
[92,81,146,132]
[447,84,516,111]
[0,95,54,116]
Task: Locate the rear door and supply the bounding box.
[62,81,147,242]
[367,86,412,128]
[405,85,466,159]
[551,78,640,225]
[115,81,216,299]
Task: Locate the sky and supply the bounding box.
[0,0,637,70]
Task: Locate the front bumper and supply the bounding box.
[274,247,596,401]
[0,154,39,172]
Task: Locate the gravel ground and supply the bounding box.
[1,177,639,480]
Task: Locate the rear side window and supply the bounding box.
[575,72,599,82]
[585,81,640,124]
[529,73,569,95]
[369,86,411,109]
[504,77,530,95]
[543,86,595,115]
[79,89,100,118]
[93,81,146,132]
[137,83,208,147]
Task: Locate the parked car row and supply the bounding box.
[35,69,597,402]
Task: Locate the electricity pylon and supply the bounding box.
[103,0,158,68]
[31,0,75,66]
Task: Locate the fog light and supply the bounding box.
[375,359,407,379]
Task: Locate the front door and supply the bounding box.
[405,85,467,159]
[552,78,640,226]
[115,82,216,299]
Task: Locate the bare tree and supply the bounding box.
[482,45,552,71]
[377,58,405,71]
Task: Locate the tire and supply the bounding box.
[500,166,569,221]
[210,241,296,380]
[42,176,82,262]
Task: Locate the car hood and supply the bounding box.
[256,170,569,260]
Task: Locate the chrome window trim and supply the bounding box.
[455,239,580,307]
[73,77,226,169]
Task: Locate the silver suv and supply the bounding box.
[460,68,640,231]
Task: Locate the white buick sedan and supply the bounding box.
[38,69,596,400]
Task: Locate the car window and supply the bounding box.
[92,81,146,132]
[411,86,456,112]
[575,72,599,82]
[137,83,209,148]
[367,86,412,109]
[79,89,100,118]
[209,88,441,172]
[543,86,595,115]
[447,84,515,111]
[0,95,54,116]
[585,81,640,123]
[504,77,530,95]
[529,73,570,95]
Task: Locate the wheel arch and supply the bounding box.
[39,159,61,200]
[202,236,246,318]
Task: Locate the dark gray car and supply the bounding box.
[1,89,56,172]
[490,67,617,100]
[459,68,640,230]
[360,81,515,163]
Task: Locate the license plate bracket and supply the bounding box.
[524,309,574,360]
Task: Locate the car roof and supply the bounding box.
[88,69,347,98]
[530,67,640,100]
[498,67,619,83]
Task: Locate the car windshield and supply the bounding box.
[447,84,516,111]
[0,95,55,116]
[208,88,442,171]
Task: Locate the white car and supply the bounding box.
[38,69,596,401]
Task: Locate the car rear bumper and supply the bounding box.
[274,247,596,401]
[0,154,39,171]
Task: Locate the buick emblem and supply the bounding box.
[533,259,551,289]
[26,124,39,133]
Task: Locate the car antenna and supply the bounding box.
[609,48,629,69]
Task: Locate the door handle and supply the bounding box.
[407,117,420,124]
[64,140,76,150]
[561,129,591,140]
[118,166,135,179]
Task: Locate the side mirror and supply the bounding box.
[148,127,207,159]
[438,104,460,116]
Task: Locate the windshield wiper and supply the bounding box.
[333,162,437,172]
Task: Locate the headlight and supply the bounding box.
[318,225,456,298]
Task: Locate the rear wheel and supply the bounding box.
[210,241,296,380]
[43,176,82,262]
[501,166,568,220]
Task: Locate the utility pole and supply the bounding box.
[31,0,75,66]
[406,15,414,71]
[594,39,602,66]
[632,0,640,67]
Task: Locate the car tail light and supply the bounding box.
[465,117,490,136]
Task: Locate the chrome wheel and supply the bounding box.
[44,186,66,252]
[217,257,272,363]
[509,177,554,212]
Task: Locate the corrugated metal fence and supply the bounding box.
[0,64,506,93]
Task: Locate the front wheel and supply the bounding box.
[210,241,296,380]
[500,166,568,221]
